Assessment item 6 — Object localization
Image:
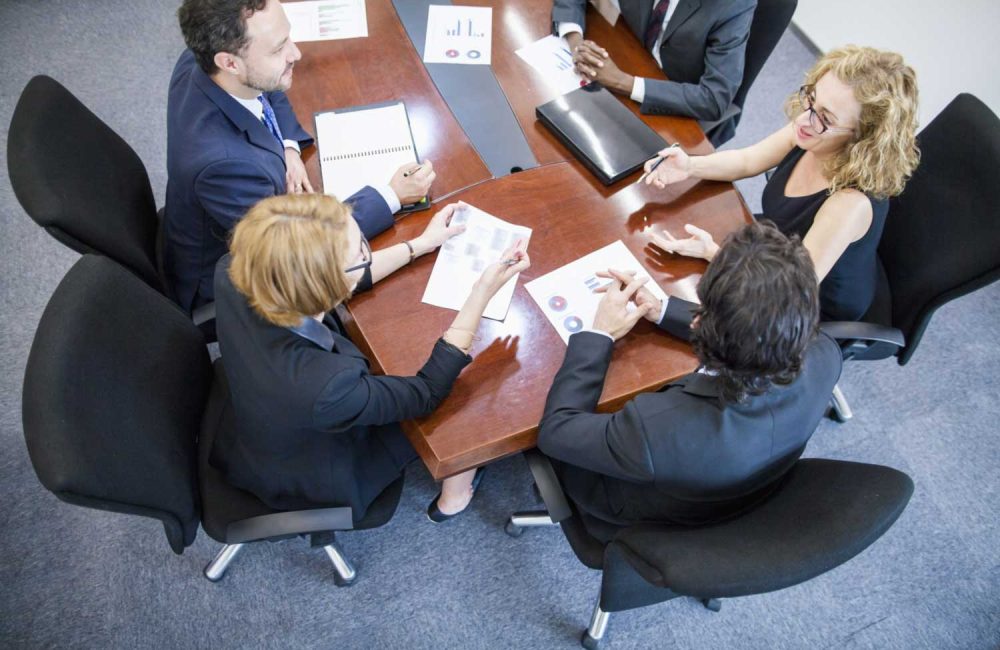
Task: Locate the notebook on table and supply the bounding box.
[314,101,430,212]
[536,83,667,185]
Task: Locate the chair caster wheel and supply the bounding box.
[580,631,601,649]
[333,573,356,587]
[826,406,848,423]
[505,520,524,537]
[701,597,722,612]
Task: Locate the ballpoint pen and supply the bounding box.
[636,142,680,185]
[403,164,424,177]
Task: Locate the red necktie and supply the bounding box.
[643,0,671,51]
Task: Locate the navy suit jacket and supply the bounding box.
[209,255,472,518]
[552,0,756,143]
[538,298,842,527]
[164,50,394,312]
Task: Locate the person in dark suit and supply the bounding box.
[165,0,435,313]
[552,0,756,144]
[210,193,529,523]
[537,220,841,540]
[642,46,920,321]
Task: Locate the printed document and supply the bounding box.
[525,240,667,344]
[422,204,531,321]
[423,5,493,65]
[282,0,368,42]
[515,35,589,95]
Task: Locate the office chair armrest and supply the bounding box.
[225,506,354,544]
[524,449,573,523]
[820,321,905,361]
[192,301,216,327]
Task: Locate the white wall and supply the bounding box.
[792,0,1000,128]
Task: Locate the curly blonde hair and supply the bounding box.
[228,194,355,327]
[785,45,920,199]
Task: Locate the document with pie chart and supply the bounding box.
[423,5,492,65]
[525,240,668,345]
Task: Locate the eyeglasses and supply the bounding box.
[344,236,372,274]
[798,86,855,135]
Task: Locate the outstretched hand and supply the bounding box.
[650,224,719,262]
[596,269,662,323]
[643,146,691,188]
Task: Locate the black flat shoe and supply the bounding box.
[426,467,486,523]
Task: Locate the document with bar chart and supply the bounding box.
[525,240,667,344]
[423,5,492,65]
[515,35,589,95]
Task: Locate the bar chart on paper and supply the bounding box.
[515,35,589,95]
[282,0,368,42]
[423,5,493,65]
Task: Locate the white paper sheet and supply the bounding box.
[525,240,668,344]
[423,5,492,65]
[315,102,418,201]
[422,205,531,321]
[515,35,589,95]
[282,0,368,43]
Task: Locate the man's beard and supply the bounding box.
[245,64,292,93]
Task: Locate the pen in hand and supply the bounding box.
[403,164,424,178]
[636,142,680,185]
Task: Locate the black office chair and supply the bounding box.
[7,75,215,336]
[824,93,1000,421]
[22,254,400,585]
[506,451,913,648]
[703,0,798,146]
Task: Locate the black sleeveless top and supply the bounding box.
[761,147,888,321]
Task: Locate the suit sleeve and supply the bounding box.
[537,332,656,482]
[551,0,588,33]
[657,297,698,341]
[343,185,394,239]
[265,90,314,149]
[194,159,278,232]
[313,339,472,430]
[640,2,755,120]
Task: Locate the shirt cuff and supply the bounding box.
[374,183,402,214]
[282,139,300,154]
[657,295,670,324]
[557,22,583,38]
[630,77,646,104]
[581,328,615,342]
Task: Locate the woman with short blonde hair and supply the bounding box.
[642,45,920,321]
[212,194,529,523]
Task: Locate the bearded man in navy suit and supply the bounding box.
[165,0,435,312]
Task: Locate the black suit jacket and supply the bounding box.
[209,256,472,518]
[537,298,842,527]
[552,0,756,141]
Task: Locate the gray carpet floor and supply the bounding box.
[1,2,998,648]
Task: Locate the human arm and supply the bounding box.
[313,241,530,428]
[343,186,395,240]
[388,159,436,206]
[644,123,796,188]
[367,202,467,284]
[551,0,588,33]
[802,189,874,281]
[536,331,656,482]
[596,269,696,341]
[194,159,279,232]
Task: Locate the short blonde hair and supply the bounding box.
[785,45,920,199]
[228,194,355,327]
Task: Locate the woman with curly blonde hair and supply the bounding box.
[642,45,920,321]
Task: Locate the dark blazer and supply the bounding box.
[552,0,756,141]
[209,255,472,519]
[537,298,842,527]
[163,50,395,313]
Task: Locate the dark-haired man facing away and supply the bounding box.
[537,221,841,540]
[165,0,434,313]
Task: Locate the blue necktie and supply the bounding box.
[259,94,284,145]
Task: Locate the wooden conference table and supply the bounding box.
[286,0,751,479]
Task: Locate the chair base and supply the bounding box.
[581,603,609,649]
[203,537,358,586]
[829,384,854,422]
[506,511,556,537]
[701,597,722,612]
[204,543,244,582]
